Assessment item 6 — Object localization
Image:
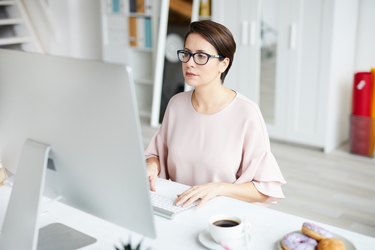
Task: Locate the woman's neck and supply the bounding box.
[192,85,236,114]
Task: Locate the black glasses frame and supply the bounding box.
[176,50,223,65]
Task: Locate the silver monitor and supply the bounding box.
[0,49,156,249]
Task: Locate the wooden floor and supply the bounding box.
[269,141,375,238]
[141,119,375,238]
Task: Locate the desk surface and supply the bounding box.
[1,178,375,250]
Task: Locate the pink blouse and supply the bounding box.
[145,90,286,200]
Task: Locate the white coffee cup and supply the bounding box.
[209,214,250,246]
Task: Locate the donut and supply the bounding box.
[302,222,333,241]
[281,232,318,250]
[318,238,346,250]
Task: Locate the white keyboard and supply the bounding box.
[150,192,196,219]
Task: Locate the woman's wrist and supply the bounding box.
[147,161,159,176]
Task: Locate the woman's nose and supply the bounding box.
[185,56,196,67]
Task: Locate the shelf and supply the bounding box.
[0,1,16,6]
[129,46,152,52]
[106,12,124,17]
[0,18,23,25]
[0,36,31,46]
[128,12,152,18]
[135,77,153,86]
[139,108,151,119]
[199,15,211,20]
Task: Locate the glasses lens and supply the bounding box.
[194,52,209,65]
[178,51,190,63]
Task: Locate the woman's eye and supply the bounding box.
[197,53,207,59]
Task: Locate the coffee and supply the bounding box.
[213,219,240,227]
[209,215,250,245]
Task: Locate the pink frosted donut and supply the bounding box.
[281,232,317,250]
[302,222,333,241]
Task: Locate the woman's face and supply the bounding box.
[182,33,228,88]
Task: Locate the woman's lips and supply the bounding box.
[185,72,197,77]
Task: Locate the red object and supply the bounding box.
[350,115,373,157]
[352,72,373,116]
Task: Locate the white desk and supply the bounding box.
[1,178,375,250]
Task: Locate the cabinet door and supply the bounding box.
[283,0,325,146]
[259,0,287,137]
[212,0,261,103]
[261,0,325,147]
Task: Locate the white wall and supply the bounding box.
[34,0,102,60]
[355,0,375,71]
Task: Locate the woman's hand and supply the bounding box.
[146,158,159,191]
[175,182,224,207]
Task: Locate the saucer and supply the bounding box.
[198,228,251,250]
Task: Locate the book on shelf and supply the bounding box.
[200,0,211,17]
[129,0,152,15]
[144,0,152,15]
[128,16,152,49]
[136,17,145,48]
[144,17,152,48]
[129,0,136,12]
[109,0,124,14]
[136,0,145,13]
[128,16,138,47]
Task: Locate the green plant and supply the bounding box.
[114,237,151,250]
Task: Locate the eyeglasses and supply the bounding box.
[177,50,223,65]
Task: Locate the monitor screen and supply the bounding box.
[0,49,156,249]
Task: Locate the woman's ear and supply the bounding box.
[219,58,230,73]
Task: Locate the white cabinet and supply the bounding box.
[212,0,261,104]
[267,0,328,147]
[212,0,358,152]
[101,0,160,118]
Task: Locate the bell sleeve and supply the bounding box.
[234,105,286,202]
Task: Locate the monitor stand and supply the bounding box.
[38,223,96,250]
[0,139,96,250]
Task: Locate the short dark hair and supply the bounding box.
[184,20,236,83]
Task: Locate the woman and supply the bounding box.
[145,20,286,207]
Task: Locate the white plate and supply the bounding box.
[198,228,251,250]
[278,231,356,250]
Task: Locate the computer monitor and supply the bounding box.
[0,49,156,249]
